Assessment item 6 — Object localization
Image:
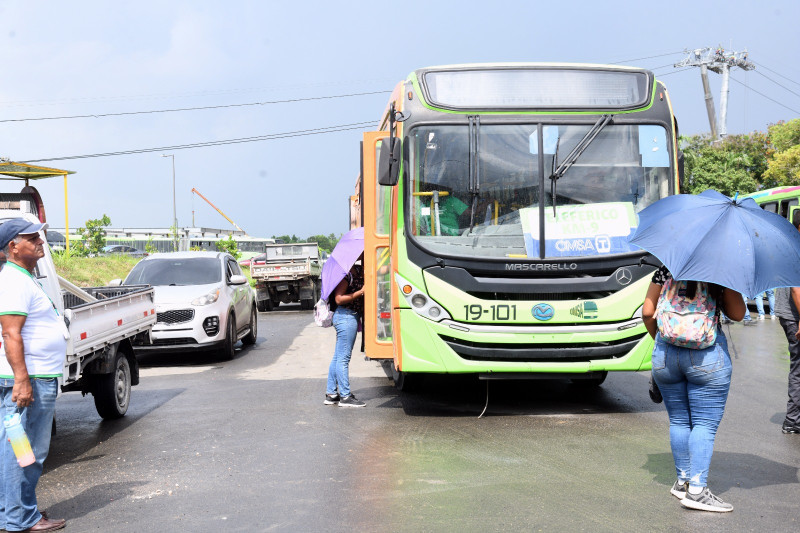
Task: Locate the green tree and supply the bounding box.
[74,214,111,256]
[680,135,760,196]
[305,233,340,252]
[215,235,241,259]
[768,119,800,152]
[763,145,800,186]
[144,236,158,255]
[763,119,800,186]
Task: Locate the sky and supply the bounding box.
[1,1,798,240]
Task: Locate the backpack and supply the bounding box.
[656,277,718,349]
[314,298,333,327]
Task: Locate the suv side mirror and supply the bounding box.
[378,139,401,186]
[229,274,247,285]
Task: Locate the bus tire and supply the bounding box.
[570,371,608,387]
[391,365,417,392]
[93,351,132,420]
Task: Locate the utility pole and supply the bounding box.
[675,46,755,141]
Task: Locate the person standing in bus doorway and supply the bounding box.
[325,260,366,407]
[774,216,800,434]
[643,266,746,512]
[0,219,67,532]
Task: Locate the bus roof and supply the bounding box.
[412,63,654,112]
[744,185,800,201]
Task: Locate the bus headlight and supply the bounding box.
[395,273,451,322]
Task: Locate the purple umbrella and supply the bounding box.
[321,227,364,301]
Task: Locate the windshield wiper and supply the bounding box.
[468,116,481,232]
[549,114,613,216]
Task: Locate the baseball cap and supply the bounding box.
[0,218,48,250]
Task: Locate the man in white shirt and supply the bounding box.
[0,218,67,532]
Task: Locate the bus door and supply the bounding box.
[362,131,393,360]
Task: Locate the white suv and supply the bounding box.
[120,251,257,360]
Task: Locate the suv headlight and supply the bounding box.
[192,288,220,306]
[394,273,451,322]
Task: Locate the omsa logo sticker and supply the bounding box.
[531,303,555,321]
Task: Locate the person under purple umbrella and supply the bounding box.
[323,228,366,407]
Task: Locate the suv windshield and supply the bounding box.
[408,123,671,259]
[125,257,221,286]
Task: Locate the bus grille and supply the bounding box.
[157,309,195,325]
[439,333,646,363]
[466,290,615,301]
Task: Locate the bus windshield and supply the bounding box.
[408,123,671,259]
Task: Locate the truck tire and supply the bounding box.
[257,298,274,312]
[94,351,132,419]
[218,313,237,361]
[242,306,257,346]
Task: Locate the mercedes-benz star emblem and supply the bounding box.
[615,268,633,285]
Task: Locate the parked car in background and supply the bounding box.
[114,251,258,360]
[239,253,266,267]
[101,244,148,257]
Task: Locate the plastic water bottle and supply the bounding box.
[3,412,35,467]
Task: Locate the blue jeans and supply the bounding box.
[755,289,776,317]
[0,378,58,531]
[742,294,752,321]
[651,333,732,488]
[327,307,359,398]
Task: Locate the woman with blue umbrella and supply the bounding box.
[322,228,366,407]
[629,189,800,513]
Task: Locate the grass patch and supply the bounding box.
[52,254,141,287]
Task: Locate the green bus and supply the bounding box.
[744,186,800,225]
[356,63,681,388]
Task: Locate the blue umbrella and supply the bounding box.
[629,189,800,298]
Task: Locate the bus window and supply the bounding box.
[375,247,392,342]
[781,199,798,219]
[375,141,392,236]
[762,201,778,214]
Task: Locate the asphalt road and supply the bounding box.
[33,308,800,533]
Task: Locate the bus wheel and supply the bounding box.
[391,365,416,392]
[570,371,608,387]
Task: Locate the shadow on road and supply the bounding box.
[366,372,660,418]
[45,481,151,521]
[48,387,185,471]
[643,451,800,493]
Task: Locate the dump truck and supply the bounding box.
[250,243,322,311]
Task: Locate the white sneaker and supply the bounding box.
[681,487,733,512]
[670,480,688,499]
[758,315,765,320]
[770,314,777,320]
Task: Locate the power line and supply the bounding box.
[0,91,391,123]
[610,51,684,64]
[753,70,800,99]
[752,61,800,88]
[656,67,693,77]
[729,76,800,115]
[22,121,377,163]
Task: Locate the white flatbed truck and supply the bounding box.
[1,199,156,419]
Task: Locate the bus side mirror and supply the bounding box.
[378,139,401,186]
[677,150,685,192]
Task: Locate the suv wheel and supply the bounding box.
[218,314,236,361]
